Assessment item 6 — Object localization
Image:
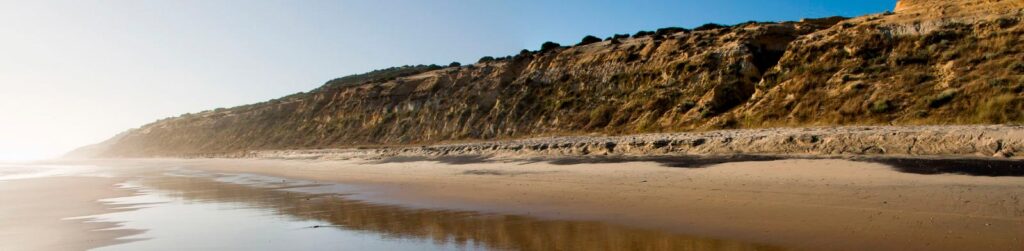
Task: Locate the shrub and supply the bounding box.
[928,89,956,108]
[989,78,1011,88]
[976,94,1024,123]
[625,53,641,62]
[1012,62,1024,73]
[982,52,999,61]
[869,100,892,113]
[322,64,442,88]
[540,41,561,52]
[612,33,630,40]
[694,23,726,31]
[900,73,932,85]
[736,20,760,27]
[587,105,615,128]
[477,56,495,63]
[632,31,654,38]
[699,107,715,118]
[676,100,697,112]
[512,50,533,61]
[642,95,675,112]
[448,62,461,67]
[995,17,1019,28]
[577,35,602,46]
[921,30,962,45]
[894,51,929,66]
[655,27,687,36]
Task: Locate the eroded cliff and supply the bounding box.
[76,0,1024,158]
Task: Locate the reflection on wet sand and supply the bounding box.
[136,174,785,251]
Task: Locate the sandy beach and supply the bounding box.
[64,157,1024,251]
[5,0,1024,250]
[0,175,139,251]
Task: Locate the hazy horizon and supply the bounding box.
[0,0,894,161]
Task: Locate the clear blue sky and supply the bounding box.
[0,0,895,161]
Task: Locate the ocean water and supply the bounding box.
[0,163,94,181]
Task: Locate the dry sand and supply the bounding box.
[81,157,1024,251]
[0,176,140,251]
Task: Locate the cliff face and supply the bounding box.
[895,0,1023,17]
[77,1,1024,157]
[733,1,1024,127]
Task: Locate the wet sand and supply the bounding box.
[77,157,1024,251]
[0,176,140,251]
[91,171,783,250]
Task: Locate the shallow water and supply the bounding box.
[87,170,784,251]
[0,163,94,181]
[89,184,475,251]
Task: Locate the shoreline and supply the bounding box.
[38,123,1024,250]
[72,156,1024,251]
[0,175,141,251]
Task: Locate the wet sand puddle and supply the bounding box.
[88,170,785,251]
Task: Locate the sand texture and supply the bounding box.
[0,176,139,251]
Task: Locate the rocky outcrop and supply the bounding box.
[227,125,1024,160]
[895,0,1023,17]
[72,1,1024,158]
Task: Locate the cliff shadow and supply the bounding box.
[861,157,1024,177]
[372,155,494,165]
[374,154,786,169]
[543,155,787,168]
